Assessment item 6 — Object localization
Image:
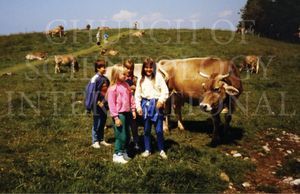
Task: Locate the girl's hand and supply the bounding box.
[97,101,104,108]
[137,108,143,116]
[132,111,137,119]
[130,85,136,91]
[115,118,122,127]
[156,101,163,109]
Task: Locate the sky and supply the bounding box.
[0,0,247,35]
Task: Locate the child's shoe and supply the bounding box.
[159,150,168,159]
[91,142,100,149]
[100,140,111,147]
[141,150,151,158]
[123,152,131,161]
[113,153,128,164]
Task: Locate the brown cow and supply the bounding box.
[132,30,145,37]
[25,52,48,60]
[157,57,243,146]
[98,26,110,31]
[240,55,260,74]
[46,25,65,38]
[100,49,119,56]
[54,55,79,74]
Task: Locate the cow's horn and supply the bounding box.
[217,73,230,80]
[199,71,210,78]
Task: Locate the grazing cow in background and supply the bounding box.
[132,30,145,37]
[239,55,260,74]
[46,25,65,38]
[25,52,48,60]
[157,58,243,146]
[98,26,110,31]
[100,49,119,56]
[54,55,79,74]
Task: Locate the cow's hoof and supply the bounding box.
[163,128,170,134]
[209,139,220,148]
[178,122,185,130]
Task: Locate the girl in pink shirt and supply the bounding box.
[107,64,136,164]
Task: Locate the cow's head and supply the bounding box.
[199,72,239,112]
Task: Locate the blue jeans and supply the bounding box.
[144,116,164,152]
[92,108,107,143]
[141,98,164,152]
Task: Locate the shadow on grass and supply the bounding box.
[169,118,244,146]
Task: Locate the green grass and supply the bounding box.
[0,28,299,192]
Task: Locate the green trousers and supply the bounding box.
[113,112,130,154]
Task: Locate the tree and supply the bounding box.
[239,0,300,42]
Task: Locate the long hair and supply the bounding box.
[110,64,126,86]
[140,57,156,85]
[123,58,135,78]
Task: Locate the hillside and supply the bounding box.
[0,29,299,193]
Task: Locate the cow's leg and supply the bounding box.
[175,104,184,130]
[55,64,59,74]
[251,64,255,74]
[224,113,232,133]
[163,95,172,133]
[174,94,185,130]
[163,116,169,134]
[239,64,244,72]
[211,114,221,147]
[255,62,259,74]
[71,62,75,73]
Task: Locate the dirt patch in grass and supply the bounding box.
[224,128,300,193]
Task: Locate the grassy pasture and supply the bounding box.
[0,28,299,192]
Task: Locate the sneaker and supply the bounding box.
[141,150,151,158]
[91,142,100,149]
[159,150,168,159]
[123,152,131,161]
[113,153,128,164]
[100,140,111,147]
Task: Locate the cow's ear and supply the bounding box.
[224,85,239,96]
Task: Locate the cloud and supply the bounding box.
[139,12,163,22]
[218,10,233,17]
[112,10,137,21]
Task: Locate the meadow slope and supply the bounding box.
[0,29,299,193]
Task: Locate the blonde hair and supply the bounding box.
[110,63,126,86]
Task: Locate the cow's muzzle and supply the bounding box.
[199,102,212,112]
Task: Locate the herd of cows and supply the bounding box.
[24,26,261,146]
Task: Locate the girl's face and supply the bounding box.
[118,69,127,82]
[124,64,134,77]
[144,64,153,76]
